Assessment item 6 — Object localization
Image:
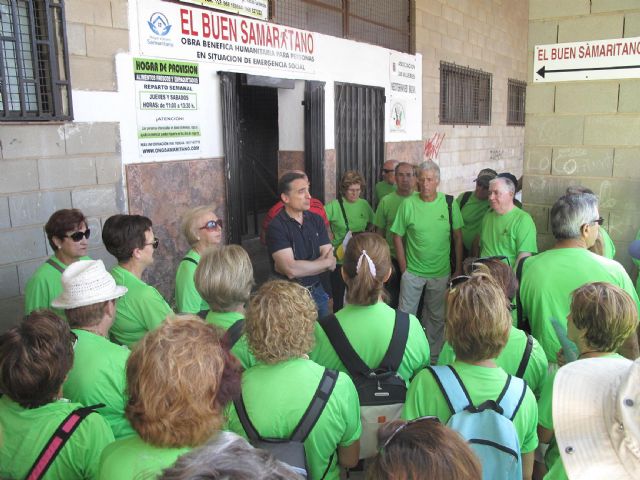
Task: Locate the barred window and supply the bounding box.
[507,79,526,126]
[439,62,492,126]
[271,0,411,53]
[0,0,72,121]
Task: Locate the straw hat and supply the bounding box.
[51,259,127,309]
[553,357,640,479]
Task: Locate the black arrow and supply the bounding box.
[537,64,640,78]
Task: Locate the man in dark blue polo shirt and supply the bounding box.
[266,171,336,317]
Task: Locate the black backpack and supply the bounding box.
[318,310,409,458]
[234,368,338,478]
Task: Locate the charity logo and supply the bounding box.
[148,12,171,36]
[391,102,405,128]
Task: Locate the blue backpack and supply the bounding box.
[428,366,526,480]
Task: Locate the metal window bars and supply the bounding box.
[507,78,526,126]
[439,61,492,126]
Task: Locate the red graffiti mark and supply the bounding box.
[424,132,445,159]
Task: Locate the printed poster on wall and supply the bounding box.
[389,51,417,100]
[175,0,268,21]
[134,57,203,158]
[139,0,316,75]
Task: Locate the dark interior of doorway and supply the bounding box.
[237,81,279,284]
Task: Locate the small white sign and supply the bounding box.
[175,0,268,21]
[389,52,417,98]
[534,36,640,83]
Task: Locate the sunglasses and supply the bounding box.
[144,238,159,249]
[469,255,509,272]
[66,229,91,242]
[70,330,78,350]
[199,219,223,231]
[449,275,471,290]
[380,416,440,451]
[382,168,395,174]
[590,217,604,226]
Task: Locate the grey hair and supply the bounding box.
[550,193,599,240]
[159,431,302,480]
[416,160,440,180]
[489,177,515,194]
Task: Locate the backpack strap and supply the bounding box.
[234,369,338,442]
[496,375,527,421]
[459,191,473,210]
[226,318,245,349]
[337,197,350,231]
[45,258,65,274]
[515,256,530,334]
[445,194,455,272]
[427,365,472,414]
[290,369,339,442]
[378,310,410,371]
[25,403,105,480]
[181,256,199,266]
[318,314,372,377]
[515,335,533,378]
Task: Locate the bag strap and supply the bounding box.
[234,369,338,443]
[226,318,245,349]
[337,197,350,231]
[459,191,473,210]
[290,369,339,442]
[496,375,527,421]
[445,194,455,272]
[45,258,65,274]
[25,403,105,480]
[181,257,198,266]
[515,256,530,333]
[427,365,472,414]
[515,334,533,378]
[378,310,410,371]
[318,314,372,377]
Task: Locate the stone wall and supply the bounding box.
[414,0,528,195]
[525,0,640,271]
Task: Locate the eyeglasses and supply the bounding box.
[70,330,78,350]
[380,416,440,451]
[199,219,223,231]
[144,238,159,249]
[449,275,471,290]
[590,217,604,226]
[66,229,91,242]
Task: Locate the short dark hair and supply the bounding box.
[45,209,87,250]
[278,172,306,196]
[0,310,74,408]
[102,214,152,262]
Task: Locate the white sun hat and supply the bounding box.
[553,357,640,480]
[51,259,127,309]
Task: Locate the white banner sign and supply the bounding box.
[139,0,316,75]
[174,0,268,21]
[389,52,417,98]
[534,36,640,82]
[134,57,203,158]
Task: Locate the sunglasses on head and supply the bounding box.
[66,229,91,242]
[449,275,471,290]
[469,255,509,271]
[199,219,223,231]
[380,416,440,451]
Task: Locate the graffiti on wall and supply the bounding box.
[424,132,445,159]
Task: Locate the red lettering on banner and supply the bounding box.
[180,9,190,35]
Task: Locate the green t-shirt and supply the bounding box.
[205,311,257,369]
[24,255,91,317]
[375,181,396,204]
[174,249,208,314]
[437,326,548,397]
[310,302,430,385]
[226,358,361,480]
[110,265,173,347]
[456,192,491,251]
[63,329,134,439]
[325,197,374,249]
[599,228,616,259]
[634,229,640,296]
[480,207,538,268]
[98,434,190,480]
[390,192,464,278]
[373,191,414,258]
[403,361,539,454]
[0,396,114,480]
[520,248,640,362]
[537,353,623,480]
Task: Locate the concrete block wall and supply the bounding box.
[414,0,528,195]
[525,1,640,273]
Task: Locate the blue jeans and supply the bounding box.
[309,283,330,319]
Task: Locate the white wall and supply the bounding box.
[278,81,305,151]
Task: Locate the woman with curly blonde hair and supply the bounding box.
[98,315,241,479]
[226,280,361,479]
